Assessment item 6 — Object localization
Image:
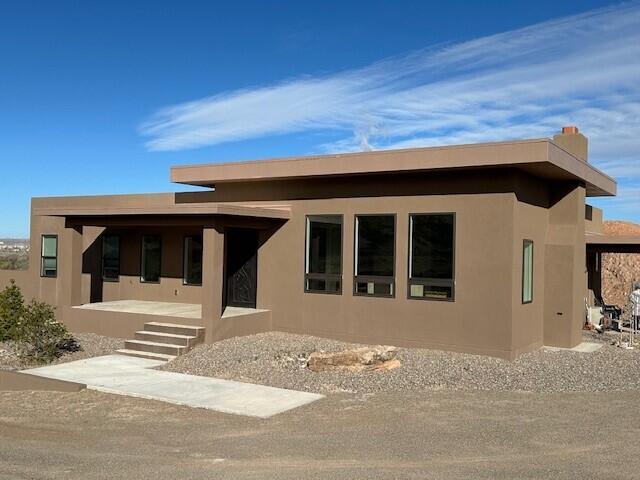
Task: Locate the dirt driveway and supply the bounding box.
[1,389,640,479]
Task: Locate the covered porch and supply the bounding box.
[37,196,288,342]
[586,234,640,308]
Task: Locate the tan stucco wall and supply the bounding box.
[543,185,586,347]
[585,205,603,234]
[0,270,32,299]
[257,192,518,358]
[0,370,86,392]
[511,198,547,354]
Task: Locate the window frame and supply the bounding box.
[353,213,396,298]
[101,234,120,282]
[304,214,343,295]
[407,212,456,302]
[182,234,203,286]
[40,234,58,278]
[522,239,534,304]
[140,234,162,284]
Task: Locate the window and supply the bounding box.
[522,239,534,304]
[40,235,58,278]
[102,235,120,281]
[305,215,342,294]
[141,235,161,283]
[408,213,455,301]
[183,235,203,285]
[354,215,395,297]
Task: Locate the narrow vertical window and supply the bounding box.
[409,213,455,300]
[40,235,58,278]
[354,215,395,297]
[183,235,203,285]
[141,235,161,283]
[102,235,120,281]
[522,239,534,304]
[305,215,342,294]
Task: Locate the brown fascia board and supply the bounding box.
[585,234,640,245]
[170,138,617,197]
[32,193,290,219]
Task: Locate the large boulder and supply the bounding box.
[307,346,399,372]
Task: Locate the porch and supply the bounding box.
[39,197,288,343]
[586,233,640,308]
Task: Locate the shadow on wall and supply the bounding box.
[82,226,202,304]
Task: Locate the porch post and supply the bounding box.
[202,226,224,342]
[58,224,83,308]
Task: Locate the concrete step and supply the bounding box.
[115,349,176,362]
[144,322,205,340]
[124,339,187,356]
[134,330,198,347]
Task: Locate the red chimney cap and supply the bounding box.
[561,125,579,134]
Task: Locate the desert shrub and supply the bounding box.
[0,279,25,341]
[15,300,78,363]
[0,281,78,363]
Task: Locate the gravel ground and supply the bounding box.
[0,332,124,371]
[3,389,640,479]
[160,330,640,394]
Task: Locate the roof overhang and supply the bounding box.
[33,199,290,220]
[170,139,617,197]
[586,234,640,253]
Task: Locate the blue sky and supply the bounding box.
[1,0,638,237]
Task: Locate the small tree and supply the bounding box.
[0,280,25,341]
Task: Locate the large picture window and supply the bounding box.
[40,235,58,278]
[141,235,161,283]
[408,213,455,300]
[183,235,203,286]
[522,239,534,304]
[354,215,395,297]
[305,215,342,294]
[102,235,120,281]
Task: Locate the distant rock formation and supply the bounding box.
[602,221,640,307]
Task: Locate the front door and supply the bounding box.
[224,228,258,308]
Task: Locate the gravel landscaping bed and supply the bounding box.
[160,330,640,394]
[0,333,124,371]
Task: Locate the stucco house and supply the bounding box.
[2,126,637,360]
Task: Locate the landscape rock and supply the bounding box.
[307,346,398,372]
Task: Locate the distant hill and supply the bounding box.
[602,221,640,236]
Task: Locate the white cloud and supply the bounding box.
[140,1,640,219]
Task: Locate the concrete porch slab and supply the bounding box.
[222,306,269,318]
[543,342,603,353]
[74,300,202,319]
[23,355,323,418]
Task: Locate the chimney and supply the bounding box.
[553,125,588,162]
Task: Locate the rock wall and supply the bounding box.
[601,221,640,307]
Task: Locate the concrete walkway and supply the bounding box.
[543,341,603,353]
[22,355,323,418]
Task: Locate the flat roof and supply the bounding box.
[32,193,290,220]
[170,138,617,197]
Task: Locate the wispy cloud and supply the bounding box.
[140,2,640,217]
